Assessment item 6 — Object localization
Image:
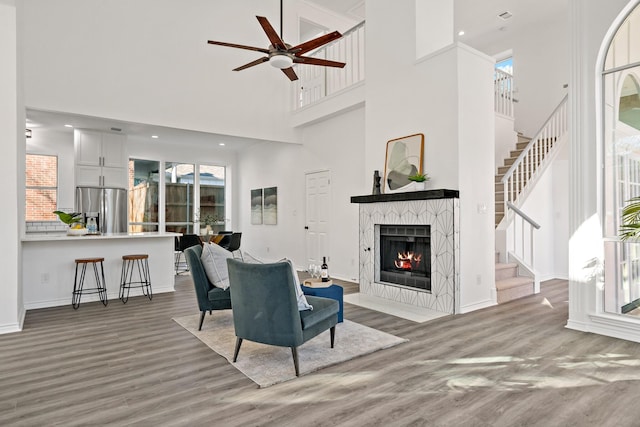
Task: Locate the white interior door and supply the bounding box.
[305,171,331,269]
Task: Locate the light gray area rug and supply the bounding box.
[173,311,408,388]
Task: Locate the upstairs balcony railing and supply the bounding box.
[293,21,365,110]
[494,68,514,118]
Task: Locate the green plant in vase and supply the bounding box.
[196,211,220,235]
[53,211,84,228]
[407,172,430,190]
[408,172,430,182]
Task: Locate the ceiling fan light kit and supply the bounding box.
[207,8,346,81]
[269,53,294,69]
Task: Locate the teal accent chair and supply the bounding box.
[184,245,232,330]
[227,258,339,377]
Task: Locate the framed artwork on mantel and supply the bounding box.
[383,133,424,193]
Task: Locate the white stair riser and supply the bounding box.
[496,266,518,281]
[497,283,534,304]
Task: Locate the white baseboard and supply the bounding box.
[0,308,26,334]
[459,298,496,314]
[0,322,22,334]
[24,285,175,310]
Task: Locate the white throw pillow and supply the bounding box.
[281,258,313,311]
[201,243,233,290]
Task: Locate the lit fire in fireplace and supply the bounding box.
[394,251,423,270]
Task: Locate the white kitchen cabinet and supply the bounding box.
[75,129,128,188]
[75,130,103,166]
[76,165,126,187]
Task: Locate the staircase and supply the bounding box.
[495,252,534,304]
[495,134,531,227]
[491,68,568,304]
[493,133,548,304]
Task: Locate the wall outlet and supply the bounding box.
[41,273,50,284]
[266,247,270,253]
[476,274,482,285]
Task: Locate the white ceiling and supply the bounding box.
[27,0,566,148]
[26,109,264,152]
[305,0,567,53]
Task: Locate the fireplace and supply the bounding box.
[351,189,459,314]
[378,225,431,291]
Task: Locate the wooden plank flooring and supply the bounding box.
[3,276,640,426]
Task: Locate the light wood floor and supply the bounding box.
[3,276,640,426]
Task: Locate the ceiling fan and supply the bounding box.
[206,2,345,81]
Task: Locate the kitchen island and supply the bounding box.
[22,232,181,309]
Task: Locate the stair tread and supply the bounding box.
[496,276,534,290]
[495,262,518,269]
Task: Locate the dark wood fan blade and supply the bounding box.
[207,40,270,54]
[281,67,298,81]
[233,57,269,71]
[256,16,287,50]
[291,31,342,56]
[294,56,346,68]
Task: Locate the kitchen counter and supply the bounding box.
[22,231,181,242]
[22,232,180,309]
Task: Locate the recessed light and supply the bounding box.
[219,143,225,146]
[458,30,465,36]
[151,135,159,139]
[64,124,73,128]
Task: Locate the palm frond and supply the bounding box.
[620,197,640,240]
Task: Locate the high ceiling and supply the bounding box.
[306,0,567,53]
[27,0,567,148]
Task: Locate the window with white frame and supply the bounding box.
[602,3,640,315]
[25,154,58,221]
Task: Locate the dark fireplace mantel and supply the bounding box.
[350,189,459,204]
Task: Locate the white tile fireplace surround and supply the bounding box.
[351,190,460,315]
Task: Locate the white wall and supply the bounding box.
[22,0,297,144]
[552,145,569,278]
[237,106,365,281]
[0,0,23,333]
[365,2,459,190]
[415,0,453,58]
[456,45,496,311]
[475,15,570,139]
[365,1,495,312]
[520,141,569,281]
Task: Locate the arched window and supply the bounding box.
[602,3,640,315]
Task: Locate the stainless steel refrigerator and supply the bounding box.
[75,186,128,234]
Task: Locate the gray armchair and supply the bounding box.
[184,245,232,330]
[227,258,339,376]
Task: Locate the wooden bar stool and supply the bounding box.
[72,257,108,309]
[119,254,152,304]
